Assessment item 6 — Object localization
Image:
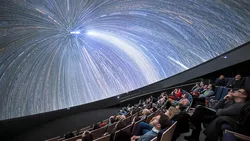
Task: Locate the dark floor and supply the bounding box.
[13,108,119,141]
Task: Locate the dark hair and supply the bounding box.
[158,113,172,129]
[177,104,186,111]
[109,117,116,124]
[82,131,93,141]
[64,132,75,139]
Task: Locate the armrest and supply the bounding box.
[225,130,250,141]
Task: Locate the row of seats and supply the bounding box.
[222,77,250,89]
[213,86,231,101]
[45,89,193,141]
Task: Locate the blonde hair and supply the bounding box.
[116,115,126,121]
[167,106,180,119]
[142,109,151,115]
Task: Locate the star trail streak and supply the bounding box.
[0,0,250,120]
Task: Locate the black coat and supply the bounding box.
[171,112,190,141]
[204,102,250,141]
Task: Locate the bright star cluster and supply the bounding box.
[0,0,250,120]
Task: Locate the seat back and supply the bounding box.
[123,117,131,125]
[90,126,107,140]
[93,134,111,141]
[243,77,250,90]
[113,123,134,141]
[219,88,230,100]
[226,78,234,87]
[107,122,116,134]
[112,130,120,141]
[45,136,60,141]
[154,109,161,116]
[132,118,145,135]
[215,87,223,100]
[62,135,81,141]
[121,123,133,134]
[223,78,228,85]
[80,126,92,133]
[146,113,154,123]
[160,122,177,141]
[150,137,157,141]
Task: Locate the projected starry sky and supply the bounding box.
[0,0,250,120]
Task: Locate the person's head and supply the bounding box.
[179,98,190,107]
[176,104,186,111]
[203,85,208,89]
[81,131,93,141]
[200,82,204,87]
[235,74,242,80]
[165,106,180,119]
[232,88,249,102]
[109,116,116,124]
[161,92,167,96]
[219,75,225,80]
[207,84,215,90]
[116,115,126,121]
[181,93,187,99]
[151,113,172,130]
[142,108,151,116]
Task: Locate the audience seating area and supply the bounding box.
[45,74,250,141]
[45,88,193,141]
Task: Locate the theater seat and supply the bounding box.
[62,135,81,141]
[150,121,177,141]
[93,134,111,141]
[146,113,154,123]
[132,117,145,135]
[219,88,230,100]
[214,87,223,100]
[107,123,116,134]
[243,77,250,90]
[90,126,107,140]
[226,78,234,87]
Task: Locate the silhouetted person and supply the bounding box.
[227,74,244,88]
[185,88,248,141]
[215,75,226,86]
[77,131,93,141]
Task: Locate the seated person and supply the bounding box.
[227,74,244,88]
[169,88,183,100]
[191,84,208,97]
[190,82,204,93]
[166,94,190,110]
[157,95,167,108]
[131,113,172,141]
[204,102,250,141]
[198,84,215,98]
[149,103,158,113]
[77,131,93,141]
[185,88,248,141]
[93,115,118,129]
[165,106,180,119]
[145,97,151,105]
[158,92,167,100]
[191,84,215,107]
[139,109,151,120]
[215,75,226,86]
[64,132,75,139]
[198,85,208,94]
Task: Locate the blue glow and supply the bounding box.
[70,31,81,35]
